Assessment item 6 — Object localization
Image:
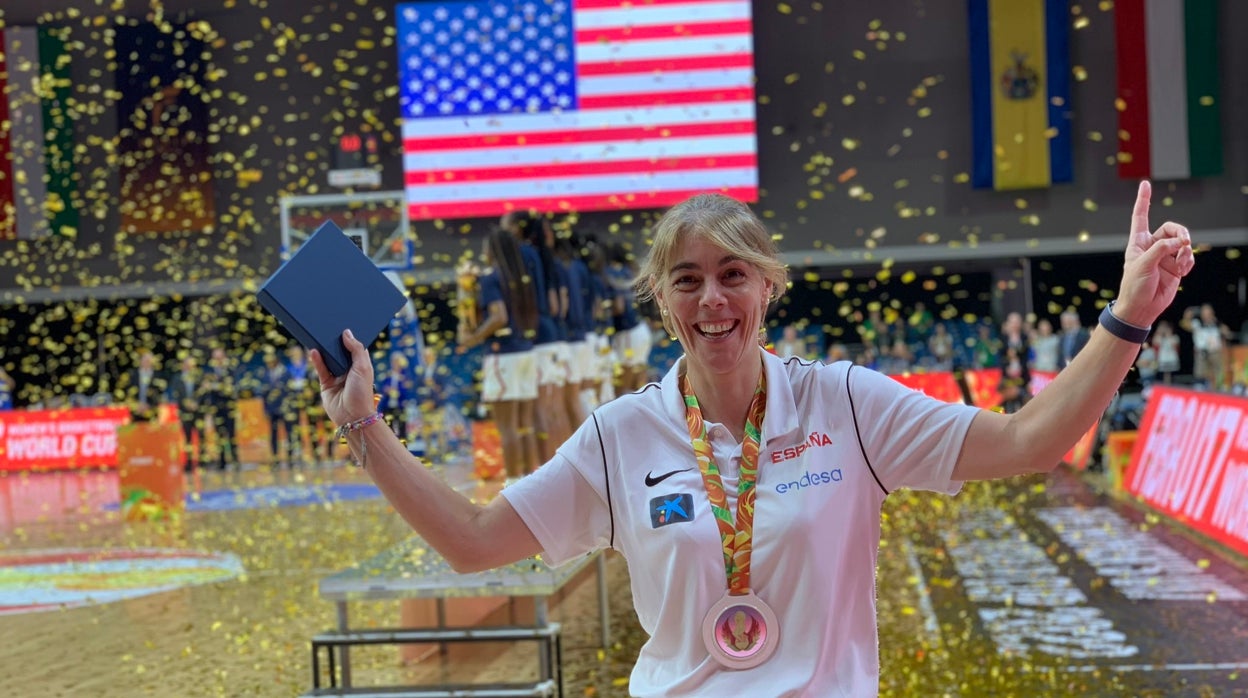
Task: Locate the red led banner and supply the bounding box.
[0,407,132,471]
[1125,386,1248,558]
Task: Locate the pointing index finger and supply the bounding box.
[1132,180,1152,235]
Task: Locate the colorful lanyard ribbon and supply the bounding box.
[680,368,767,595]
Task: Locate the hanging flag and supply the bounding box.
[968,0,1073,190]
[0,26,77,239]
[114,23,215,235]
[1114,0,1220,180]
[396,0,759,220]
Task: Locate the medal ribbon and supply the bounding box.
[680,367,766,596]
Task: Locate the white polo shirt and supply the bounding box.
[502,349,979,697]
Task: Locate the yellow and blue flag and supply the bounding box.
[969,0,1072,190]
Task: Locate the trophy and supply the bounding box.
[455,260,480,330]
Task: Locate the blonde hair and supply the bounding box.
[634,194,788,306]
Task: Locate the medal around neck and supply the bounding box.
[680,369,778,669]
[701,590,779,669]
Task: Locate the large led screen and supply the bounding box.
[396,0,759,220]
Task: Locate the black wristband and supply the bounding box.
[1098,301,1151,344]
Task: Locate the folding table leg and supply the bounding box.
[437,598,447,656]
[336,601,352,687]
[535,596,550,681]
[311,643,321,689]
[555,631,564,698]
[596,554,610,649]
[328,644,337,688]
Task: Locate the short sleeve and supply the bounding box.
[478,272,503,307]
[522,246,547,301]
[499,414,614,567]
[554,262,570,293]
[845,366,980,494]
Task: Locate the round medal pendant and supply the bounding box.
[701,591,779,669]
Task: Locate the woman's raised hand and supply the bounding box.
[1114,180,1196,327]
[309,329,377,427]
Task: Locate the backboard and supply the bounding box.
[279,190,412,271]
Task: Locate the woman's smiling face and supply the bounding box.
[657,234,772,379]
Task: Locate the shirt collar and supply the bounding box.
[660,347,800,449]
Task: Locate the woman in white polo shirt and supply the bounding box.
[314,182,1193,696]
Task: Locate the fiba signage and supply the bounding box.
[0,407,132,470]
[1125,387,1248,558]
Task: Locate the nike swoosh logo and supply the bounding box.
[645,468,692,487]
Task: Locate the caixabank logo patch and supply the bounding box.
[649,493,694,528]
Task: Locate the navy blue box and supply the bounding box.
[257,220,407,376]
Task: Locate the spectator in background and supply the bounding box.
[1135,341,1158,388]
[858,308,887,354]
[886,317,910,354]
[971,324,1001,369]
[1058,310,1091,370]
[1151,321,1181,384]
[878,338,914,375]
[1175,306,1197,382]
[286,345,319,465]
[1233,356,1248,397]
[854,344,879,370]
[774,325,808,358]
[1000,312,1028,357]
[1186,303,1232,390]
[260,349,293,468]
[127,349,167,421]
[1029,318,1059,373]
[415,343,453,460]
[908,301,935,339]
[0,365,14,410]
[824,342,849,364]
[998,345,1031,414]
[167,355,203,468]
[927,322,954,370]
[378,351,417,445]
[202,346,239,471]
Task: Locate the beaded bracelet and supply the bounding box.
[335,412,385,442]
[336,412,385,469]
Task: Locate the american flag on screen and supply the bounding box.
[396,0,758,221]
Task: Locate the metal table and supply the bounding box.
[317,538,609,691]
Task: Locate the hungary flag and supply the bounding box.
[1115,0,1221,180]
[0,26,78,239]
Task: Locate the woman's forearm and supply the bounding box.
[956,324,1142,481]
[1011,325,1140,469]
[347,421,503,572]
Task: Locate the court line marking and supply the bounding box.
[901,540,941,639]
[246,568,343,578]
[1050,662,1248,673]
